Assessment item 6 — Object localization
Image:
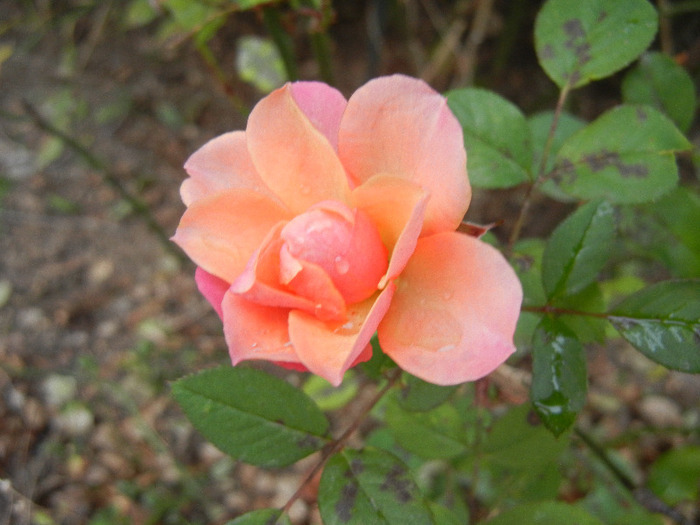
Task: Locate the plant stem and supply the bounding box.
[574,427,692,525]
[18,101,186,263]
[310,30,334,84]
[278,367,402,518]
[507,82,571,255]
[262,6,299,81]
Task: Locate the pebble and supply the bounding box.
[55,404,94,436]
[42,374,78,407]
[638,395,683,427]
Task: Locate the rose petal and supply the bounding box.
[351,175,429,287]
[246,84,350,214]
[290,82,347,151]
[172,189,291,283]
[378,232,522,385]
[181,131,280,207]
[338,75,470,235]
[195,267,229,319]
[289,283,396,386]
[222,292,301,366]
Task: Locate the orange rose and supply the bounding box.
[173,75,522,386]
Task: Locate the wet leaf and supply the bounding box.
[622,52,697,133]
[543,200,616,299]
[172,366,330,468]
[531,318,587,436]
[447,88,532,188]
[609,280,700,373]
[535,0,657,89]
[318,448,435,525]
[546,105,691,203]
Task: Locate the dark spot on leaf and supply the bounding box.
[636,108,648,122]
[265,516,281,525]
[563,19,585,40]
[335,483,358,523]
[514,254,534,273]
[693,326,700,346]
[527,409,542,426]
[597,10,608,23]
[551,159,576,185]
[297,435,322,450]
[618,163,649,178]
[346,458,364,477]
[380,465,413,503]
[541,44,555,60]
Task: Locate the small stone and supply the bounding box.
[43,374,78,407]
[638,395,683,427]
[55,404,94,436]
[88,259,115,285]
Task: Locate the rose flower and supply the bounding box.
[173,75,522,386]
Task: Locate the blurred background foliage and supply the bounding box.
[0,0,698,524]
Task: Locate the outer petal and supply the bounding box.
[338,75,470,236]
[172,189,291,283]
[246,84,350,214]
[181,131,281,207]
[378,232,522,385]
[289,283,396,386]
[222,292,301,366]
[351,175,429,287]
[195,267,229,319]
[290,82,347,151]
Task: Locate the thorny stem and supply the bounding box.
[507,82,571,256]
[278,367,403,519]
[17,102,186,263]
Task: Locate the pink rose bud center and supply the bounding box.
[279,201,388,305]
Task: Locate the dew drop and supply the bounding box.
[442,291,454,301]
[300,184,311,195]
[334,256,350,275]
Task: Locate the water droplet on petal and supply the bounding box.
[300,185,311,195]
[442,291,454,301]
[334,256,350,275]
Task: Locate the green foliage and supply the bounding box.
[171,366,330,467]
[547,105,691,203]
[531,318,587,436]
[609,280,700,373]
[446,88,532,188]
[622,52,697,133]
[236,36,287,93]
[396,372,458,412]
[542,200,615,300]
[318,448,435,525]
[226,509,291,525]
[534,0,657,89]
[647,446,700,505]
[485,501,604,525]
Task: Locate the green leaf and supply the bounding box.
[236,36,286,93]
[528,110,586,180]
[385,396,473,459]
[303,372,358,411]
[226,509,291,525]
[542,200,616,299]
[171,366,330,468]
[318,448,435,525]
[609,280,700,373]
[534,0,657,89]
[485,501,604,525]
[622,52,697,133]
[446,88,531,188]
[512,238,547,306]
[647,446,700,505]
[553,283,607,343]
[531,318,587,436]
[649,187,700,274]
[483,404,569,469]
[397,373,458,412]
[547,105,691,203]
[361,334,396,380]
